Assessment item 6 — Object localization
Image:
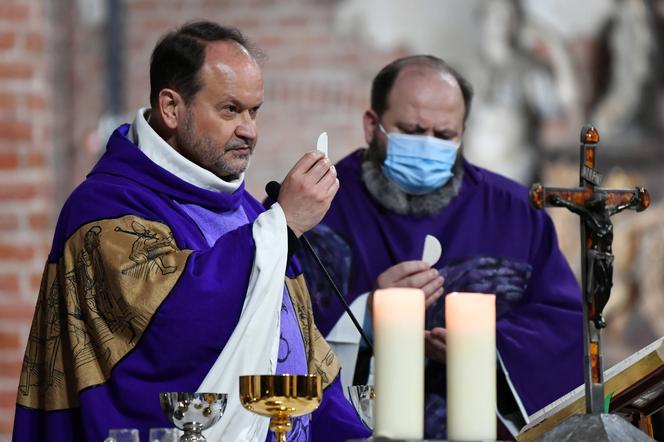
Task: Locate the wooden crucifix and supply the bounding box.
[529,126,650,415]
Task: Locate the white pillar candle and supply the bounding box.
[446,292,496,441]
[373,288,424,439]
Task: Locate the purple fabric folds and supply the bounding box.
[12,125,369,442]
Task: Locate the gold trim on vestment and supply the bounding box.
[17,215,191,410]
[286,275,341,389]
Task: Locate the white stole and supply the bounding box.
[197,204,287,441]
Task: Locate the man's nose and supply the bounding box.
[235,112,257,140]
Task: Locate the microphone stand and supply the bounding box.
[299,233,374,354]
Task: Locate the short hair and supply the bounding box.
[149,21,261,107]
[370,55,474,123]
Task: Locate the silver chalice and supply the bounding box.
[159,392,227,442]
[347,385,375,431]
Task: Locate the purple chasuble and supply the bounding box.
[299,149,584,438]
[177,202,310,441]
[12,125,370,442]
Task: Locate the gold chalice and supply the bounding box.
[239,374,322,442]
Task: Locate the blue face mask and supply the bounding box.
[379,124,460,195]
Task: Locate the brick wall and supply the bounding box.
[0,1,54,439]
[0,1,405,439]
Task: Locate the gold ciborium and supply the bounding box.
[239,374,322,442]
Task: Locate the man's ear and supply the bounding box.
[362,109,379,146]
[156,89,184,130]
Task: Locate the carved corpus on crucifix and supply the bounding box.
[529,126,650,415]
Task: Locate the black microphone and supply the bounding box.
[265,181,282,203]
[265,181,374,354]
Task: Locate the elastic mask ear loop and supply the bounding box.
[378,123,388,136]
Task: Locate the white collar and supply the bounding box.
[130,107,243,194]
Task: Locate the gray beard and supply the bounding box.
[361,146,464,217]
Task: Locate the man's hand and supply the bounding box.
[279,151,338,237]
[425,327,447,364]
[374,260,444,309]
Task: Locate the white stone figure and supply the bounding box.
[590,0,655,137]
[463,0,580,184]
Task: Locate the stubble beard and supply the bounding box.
[178,109,253,182]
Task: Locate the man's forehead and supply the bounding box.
[386,67,462,111]
[392,65,459,95]
[203,40,261,77]
[380,65,465,132]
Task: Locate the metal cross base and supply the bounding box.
[535,413,655,441]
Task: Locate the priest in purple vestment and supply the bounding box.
[12,21,369,442]
[297,55,584,439]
